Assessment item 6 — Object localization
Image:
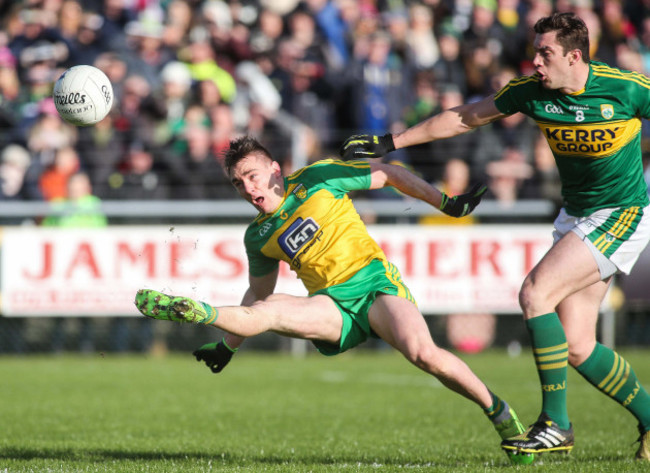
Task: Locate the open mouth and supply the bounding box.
[253,196,264,206]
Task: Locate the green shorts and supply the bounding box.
[310,259,416,356]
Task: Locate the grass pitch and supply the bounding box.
[1,348,649,472]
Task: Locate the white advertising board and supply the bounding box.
[0,225,552,316]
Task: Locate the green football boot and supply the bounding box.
[134,289,218,324]
[495,407,535,465]
[495,407,526,440]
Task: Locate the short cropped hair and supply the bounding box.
[222,136,273,175]
[534,12,590,63]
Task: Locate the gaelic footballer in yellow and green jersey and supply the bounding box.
[243,159,388,294]
[494,61,650,217]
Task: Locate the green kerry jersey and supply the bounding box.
[243,159,388,295]
[494,61,650,216]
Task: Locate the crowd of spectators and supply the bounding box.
[0,0,649,215]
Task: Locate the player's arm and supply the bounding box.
[368,162,486,218]
[193,268,279,373]
[340,95,506,159]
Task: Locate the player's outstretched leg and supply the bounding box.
[134,289,218,324]
[637,425,650,461]
[501,412,574,456]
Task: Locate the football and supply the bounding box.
[52,65,114,126]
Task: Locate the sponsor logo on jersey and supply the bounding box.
[600,104,614,119]
[278,217,320,259]
[292,183,307,200]
[538,119,640,157]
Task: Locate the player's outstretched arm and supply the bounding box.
[193,270,278,374]
[339,95,505,160]
[369,162,487,218]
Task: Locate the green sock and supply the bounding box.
[527,312,570,429]
[199,301,219,324]
[483,390,510,424]
[576,343,650,432]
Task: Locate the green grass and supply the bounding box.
[1,349,648,472]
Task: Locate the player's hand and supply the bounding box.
[192,339,237,373]
[439,183,487,218]
[339,133,395,160]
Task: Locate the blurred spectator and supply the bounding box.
[107,141,170,201]
[461,0,507,97]
[75,113,126,199]
[0,47,20,140]
[9,7,69,83]
[42,171,107,227]
[112,74,155,141]
[94,52,128,106]
[304,0,350,70]
[155,60,195,141]
[526,131,562,207]
[39,145,81,201]
[485,147,534,207]
[181,36,236,104]
[266,37,333,147]
[250,7,286,57]
[0,143,42,204]
[209,102,237,158]
[206,3,256,69]
[57,0,83,42]
[161,0,193,53]
[406,4,439,70]
[122,8,171,91]
[166,124,237,200]
[67,11,107,67]
[343,31,412,136]
[432,20,467,96]
[98,0,135,53]
[26,98,77,169]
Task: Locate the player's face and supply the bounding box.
[532,31,574,91]
[229,152,284,214]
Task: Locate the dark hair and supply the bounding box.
[534,12,590,63]
[222,136,273,175]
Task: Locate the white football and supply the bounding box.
[52,65,114,126]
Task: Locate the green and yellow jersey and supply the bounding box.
[494,61,650,216]
[243,159,387,294]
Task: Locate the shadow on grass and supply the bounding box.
[0,446,498,468]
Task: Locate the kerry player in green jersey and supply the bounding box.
[340,12,650,462]
[135,135,529,458]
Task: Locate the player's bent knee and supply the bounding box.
[405,344,446,375]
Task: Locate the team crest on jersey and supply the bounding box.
[278,217,320,258]
[600,104,614,120]
[292,183,307,200]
